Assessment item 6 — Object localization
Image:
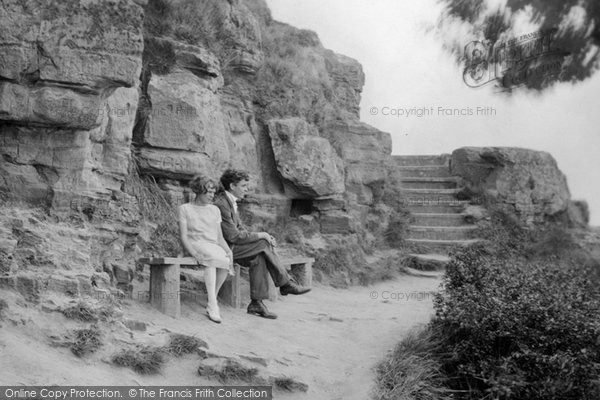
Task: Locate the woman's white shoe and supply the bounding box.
[206,304,222,323]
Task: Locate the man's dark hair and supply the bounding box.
[220,169,250,191]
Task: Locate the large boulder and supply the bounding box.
[267,118,345,198]
[138,69,230,179]
[0,87,138,207]
[324,118,392,205]
[451,147,571,223]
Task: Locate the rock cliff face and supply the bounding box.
[0,0,394,292]
[133,0,392,235]
[0,0,144,207]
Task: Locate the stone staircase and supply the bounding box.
[394,155,480,268]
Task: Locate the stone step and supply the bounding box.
[404,254,451,271]
[393,155,449,167]
[402,188,461,202]
[397,166,451,178]
[400,177,459,190]
[405,238,480,254]
[407,201,468,214]
[410,213,468,227]
[407,225,478,240]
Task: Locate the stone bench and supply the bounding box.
[138,255,314,318]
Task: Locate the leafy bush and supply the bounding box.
[432,242,600,399]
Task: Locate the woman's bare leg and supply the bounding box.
[215,268,229,295]
[204,266,218,309]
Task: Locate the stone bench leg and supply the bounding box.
[268,261,313,302]
[149,263,180,318]
[290,261,313,287]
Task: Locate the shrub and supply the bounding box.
[477,208,529,256]
[432,243,600,399]
[112,346,165,374]
[70,327,103,357]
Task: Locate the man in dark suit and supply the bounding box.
[213,169,310,319]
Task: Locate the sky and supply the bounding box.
[265,0,600,226]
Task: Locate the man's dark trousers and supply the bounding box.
[232,239,289,301]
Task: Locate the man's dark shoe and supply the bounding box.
[280,281,311,296]
[247,300,277,319]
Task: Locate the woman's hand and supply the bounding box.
[191,252,203,265]
[228,264,236,276]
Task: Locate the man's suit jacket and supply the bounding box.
[213,192,260,246]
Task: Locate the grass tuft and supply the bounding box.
[61,300,116,323]
[167,333,208,356]
[61,302,99,322]
[0,298,7,319]
[70,327,103,357]
[124,164,181,256]
[112,346,165,375]
[373,326,452,400]
[272,376,309,392]
[198,359,259,383]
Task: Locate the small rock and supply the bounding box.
[239,355,269,367]
[41,303,58,313]
[197,349,221,359]
[297,351,319,360]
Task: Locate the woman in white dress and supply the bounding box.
[179,175,234,323]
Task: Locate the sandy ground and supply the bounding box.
[0,273,441,399]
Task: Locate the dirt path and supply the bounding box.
[0,273,441,399]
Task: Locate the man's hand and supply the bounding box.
[258,232,277,247]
